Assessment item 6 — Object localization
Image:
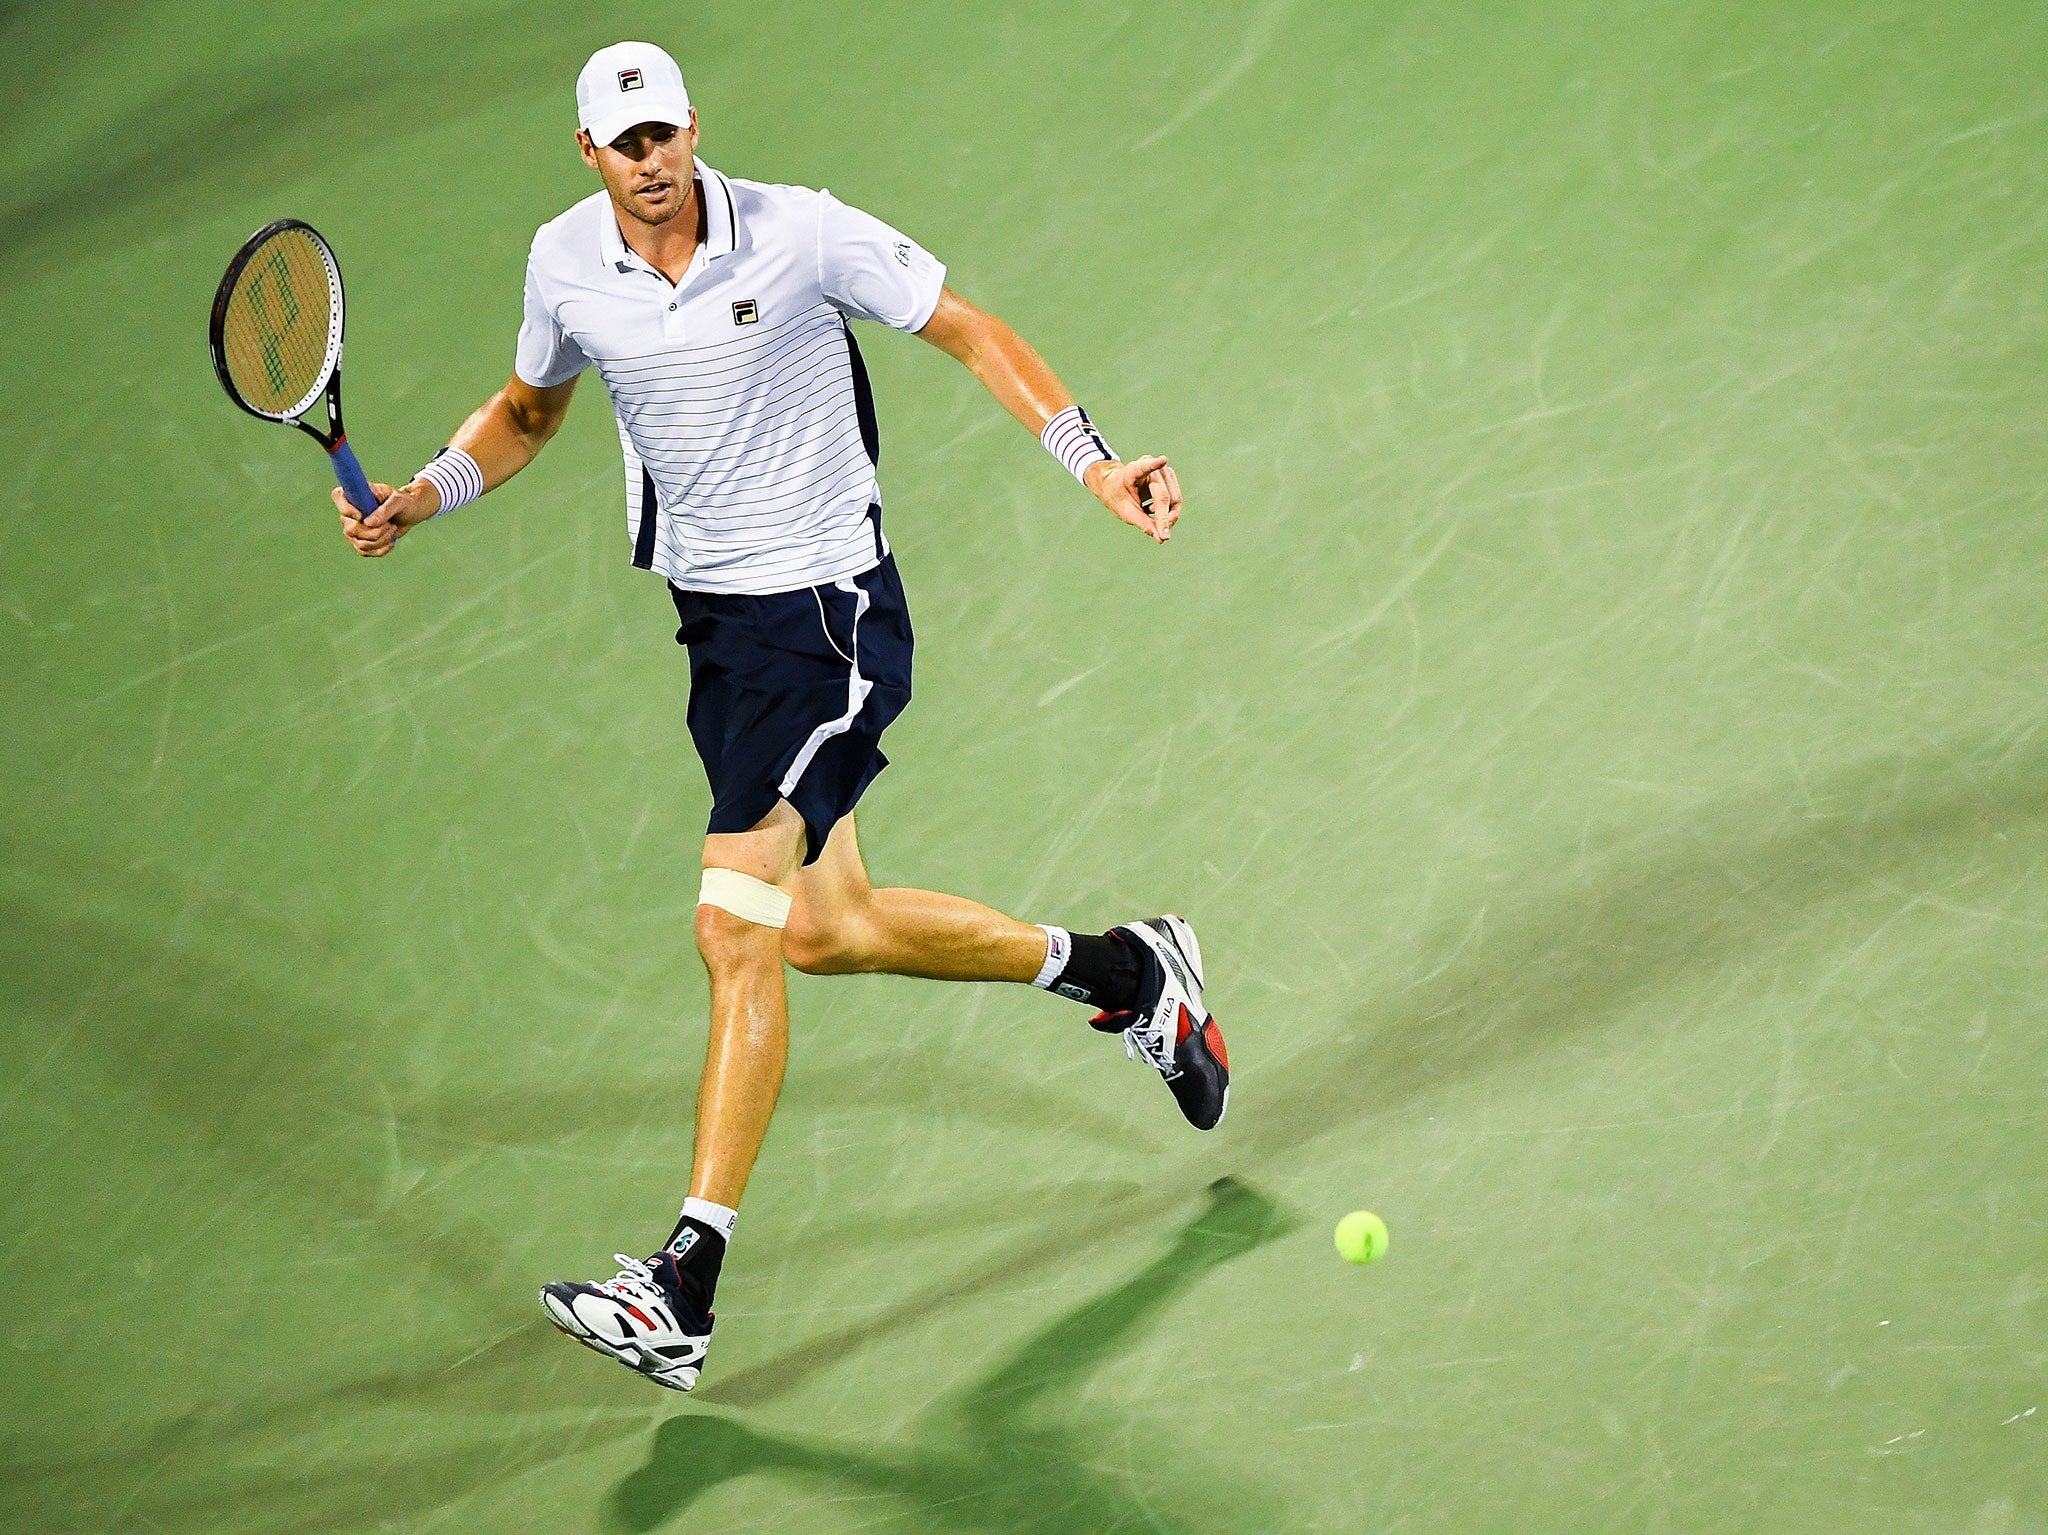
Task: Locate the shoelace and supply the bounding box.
[598,1254,661,1298]
[1124,1017,1173,1072]
[1099,999,1177,1074]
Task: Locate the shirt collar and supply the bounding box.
[597,157,740,272]
[698,159,739,259]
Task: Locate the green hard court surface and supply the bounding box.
[3,1,2045,1530]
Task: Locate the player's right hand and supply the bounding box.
[335,479,438,557]
[1086,455,1182,544]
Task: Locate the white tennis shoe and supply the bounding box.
[540,1250,713,1392]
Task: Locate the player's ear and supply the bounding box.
[576,129,599,169]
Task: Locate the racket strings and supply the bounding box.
[220,228,335,416]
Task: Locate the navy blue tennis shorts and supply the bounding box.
[668,553,913,865]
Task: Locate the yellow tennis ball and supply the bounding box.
[1335,1211,1389,1265]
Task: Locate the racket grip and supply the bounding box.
[329,439,380,514]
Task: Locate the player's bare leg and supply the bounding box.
[783,816,1046,981]
[540,799,806,1392]
[785,815,1229,1128]
[690,799,808,1207]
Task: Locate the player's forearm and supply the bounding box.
[915,286,1172,537]
[447,387,563,493]
[936,309,1075,436]
[401,378,574,514]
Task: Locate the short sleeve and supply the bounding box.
[514,250,590,388]
[818,190,947,333]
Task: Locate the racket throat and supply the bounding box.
[289,369,347,452]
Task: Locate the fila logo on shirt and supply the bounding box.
[732,299,759,325]
[617,68,644,90]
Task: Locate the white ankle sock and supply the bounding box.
[680,1196,737,1243]
[1032,925,1071,989]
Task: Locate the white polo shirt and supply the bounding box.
[516,159,946,594]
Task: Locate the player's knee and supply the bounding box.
[695,902,765,968]
[695,869,792,970]
[781,902,872,975]
[781,913,850,975]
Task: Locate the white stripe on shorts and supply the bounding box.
[779,577,873,798]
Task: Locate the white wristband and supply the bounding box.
[415,447,484,516]
[1041,406,1117,485]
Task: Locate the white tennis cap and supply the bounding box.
[577,42,692,146]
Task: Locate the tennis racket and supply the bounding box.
[208,219,378,513]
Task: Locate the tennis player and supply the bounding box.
[335,41,1228,1393]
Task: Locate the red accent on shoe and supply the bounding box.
[1174,1004,1195,1047]
[623,1302,656,1331]
[1202,1019,1229,1070]
[1090,1008,1133,1034]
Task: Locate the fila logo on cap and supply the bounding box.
[578,44,691,145]
[732,300,759,325]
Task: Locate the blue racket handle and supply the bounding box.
[329,439,380,515]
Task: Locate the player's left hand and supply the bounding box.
[1086,456,1182,543]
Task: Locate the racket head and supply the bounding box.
[208,219,346,439]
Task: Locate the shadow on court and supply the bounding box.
[607,1176,1296,1534]
[5,731,2041,1529]
[0,842,643,1535]
[690,728,2048,1408]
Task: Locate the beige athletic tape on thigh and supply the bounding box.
[698,867,793,929]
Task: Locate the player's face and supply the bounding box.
[581,115,698,227]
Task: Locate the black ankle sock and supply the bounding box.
[660,1218,727,1312]
[1049,931,1143,1012]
